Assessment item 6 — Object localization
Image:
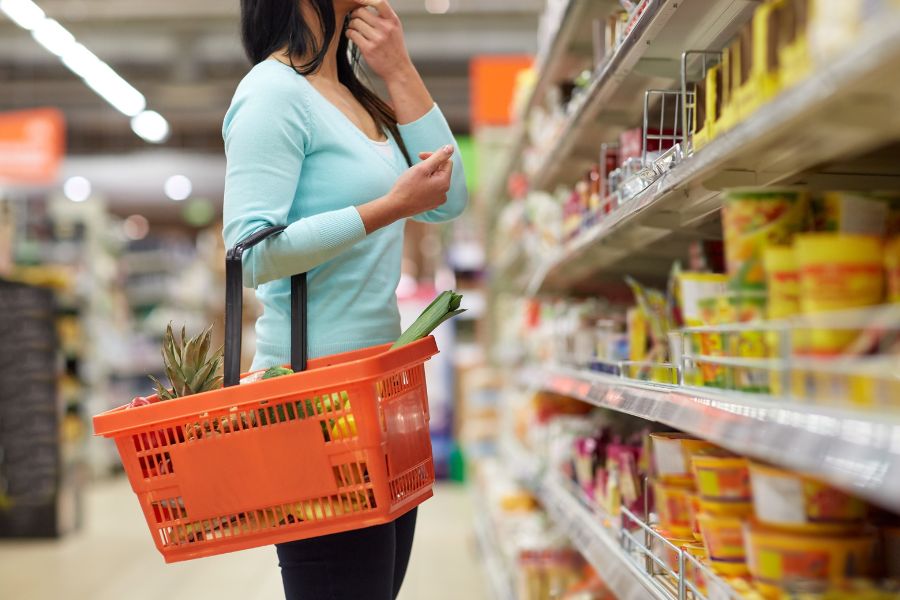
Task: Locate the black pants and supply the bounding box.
[276,508,417,600]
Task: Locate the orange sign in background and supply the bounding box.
[470,55,533,128]
[0,108,66,185]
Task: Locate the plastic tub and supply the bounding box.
[749,463,866,533]
[721,188,807,291]
[650,432,717,484]
[697,513,747,565]
[744,525,877,599]
[794,234,884,354]
[654,480,694,539]
[684,542,709,594]
[689,492,703,541]
[692,454,752,502]
[700,498,753,518]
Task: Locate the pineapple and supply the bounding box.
[149,323,223,401]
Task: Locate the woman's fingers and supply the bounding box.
[351,6,382,26]
[345,28,372,50]
[357,0,397,21]
[348,16,380,41]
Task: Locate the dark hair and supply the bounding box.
[240,0,410,164]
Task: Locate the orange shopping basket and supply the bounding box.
[93,225,439,563]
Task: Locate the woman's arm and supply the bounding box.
[348,0,468,223]
[223,77,368,288]
[223,70,457,288]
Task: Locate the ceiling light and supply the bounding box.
[164,174,192,201]
[0,0,45,30]
[30,18,74,56]
[1,0,165,142]
[424,0,450,15]
[131,110,170,144]
[123,215,150,241]
[63,176,91,202]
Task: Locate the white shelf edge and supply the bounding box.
[526,366,900,512]
[526,10,900,295]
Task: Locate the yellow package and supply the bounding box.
[722,188,807,291]
[794,234,884,354]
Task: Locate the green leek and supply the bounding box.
[391,291,466,349]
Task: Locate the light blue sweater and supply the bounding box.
[223,60,467,369]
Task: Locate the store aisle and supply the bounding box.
[0,477,489,600]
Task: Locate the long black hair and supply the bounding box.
[240,0,410,164]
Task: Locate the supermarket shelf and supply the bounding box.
[531,0,760,190]
[528,11,900,295]
[499,436,542,488]
[536,474,669,600]
[472,489,518,600]
[523,0,606,125]
[525,366,900,512]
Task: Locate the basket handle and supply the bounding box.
[224,225,308,387]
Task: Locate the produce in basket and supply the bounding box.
[262,366,294,379]
[149,323,223,401]
[391,290,465,349]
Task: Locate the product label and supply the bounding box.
[697,467,750,500]
[753,472,805,524]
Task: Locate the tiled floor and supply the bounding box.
[0,477,489,600]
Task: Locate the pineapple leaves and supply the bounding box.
[149,322,224,401]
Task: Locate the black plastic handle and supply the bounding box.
[224,225,307,387]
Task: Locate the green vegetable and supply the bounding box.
[262,366,294,380]
[391,290,466,349]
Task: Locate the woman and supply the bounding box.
[222,0,467,598]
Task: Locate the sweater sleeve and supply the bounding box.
[222,74,367,289]
[398,104,469,223]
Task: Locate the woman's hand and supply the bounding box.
[356,145,454,233]
[347,1,413,82]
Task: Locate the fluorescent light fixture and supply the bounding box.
[164,175,192,201]
[1,0,166,142]
[31,18,74,56]
[0,0,44,30]
[63,176,91,202]
[131,110,170,144]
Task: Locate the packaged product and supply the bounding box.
[810,191,890,235]
[684,543,709,595]
[654,479,694,538]
[697,513,748,574]
[744,525,877,599]
[721,188,807,290]
[627,306,648,362]
[678,272,730,326]
[696,296,729,388]
[794,233,884,354]
[650,432,716,484]
[763,246,801,319]
[651,527,694,577]
[886,237,900,304]
[749,463,867,533]
[691,453,752,502]
[725,291,770,393]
